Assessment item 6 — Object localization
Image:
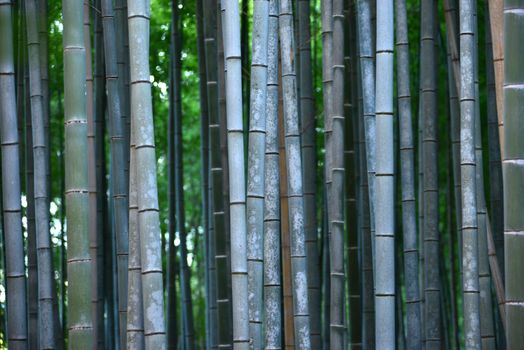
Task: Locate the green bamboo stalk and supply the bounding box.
[420,0,441,347]
[246,1,269,348]
[374,0,394,347]
[26,0,57,346]
[195,0,214,346]
[0,2,28,347]
[166,16,178,350]
[278,0,311,347]
[356,36,374,349]
[127,0,167,347]
[101,0,130,344]
[221,0,249,347]
[488,0,504,162]
[503,0,524,346]
[84,4,104,347]
[93,2,107,346]
[127,91,145,350]
[297,0,320,344]
[330,0,346,348]
[356,0,376,269]
[203,0,232,347]
[172,3,195,346]
[345,1,361,346]
[263,1,281,347]
[395,0,421,347]
[459,0,481,346]
[485,1,505,283]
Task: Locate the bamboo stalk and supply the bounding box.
[264,1,282,347]
[221,0,249,347]
[127,0,167,347]
[0,2,29,347]
[459,0,481,346]
[503,1,524,346]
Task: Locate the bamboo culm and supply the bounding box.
[297,0,321,346]
[374,0,395,347]
[203,0,233,346]
[460,0,481,346]
[503,0,524,346]
[263,0,282,347]
[330,0,346,348]
[0,2,28,347]
[101,0,130,344]
[420,0,441,346]
[27,0,58,346]
[395,0,421,347]
[246,1,269,348]
[221,0,249,348]
[127,0,167,347]
[278,0,311,347]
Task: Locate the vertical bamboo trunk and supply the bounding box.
[320,0,333,344]
[246,1,269,348]
[471,4,495,347]
[356,0,376,267]
[330,0,346,348]
[485,7,505,281]
[356,40,374,349]
[264,1,282,347]
[221,0,249,348]
[459,0,481,347]
[0,2,28,347]
[166,6,178,350]
[345,2,361,346]
[26,64,39,350]
[37,0,50,200]
[487,0,504,160]
[217,5,234,344]
[127,0,167,347]
[297,0,320,345]
[395,0,421,347]
[172,4,195,346]
[278,1,311,348]
[166,46,177,350]
[26,0,57,347]
[374,0,394,347]
[279,73,295,350]
[419,0,440,347]
[203,0,232,347]
[195,0,215,346]
[485,13,506,346]
[127,89,145,350]
[84,4,104,347]
[503,0,524,346]
[101,0,131,344]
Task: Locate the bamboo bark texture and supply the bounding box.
[203,0,233,347]
[374,0,394,347]
[127,0,167,347]
[0,2,28,347]
[246,2,269,348]
[460,0,481,347]
[63,0,93,346]
[420,0,441,347]
[101,0,130,345]
[263,1,282,348]
[503,0,524,346]
[330,0,346,348]
[279,0,311,347]
[297,0,321,345]
[395,0,421,347]
[221,0,249,348]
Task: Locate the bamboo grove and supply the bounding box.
[0,0,523,348]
